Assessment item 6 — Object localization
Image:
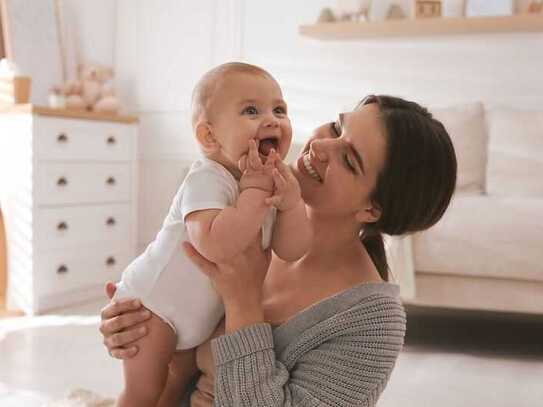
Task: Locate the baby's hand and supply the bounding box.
[265,160,302,212]
[238,139,277,193]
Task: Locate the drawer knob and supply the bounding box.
[106,176,116,186]
[57,221,68,231]
[57,133,69,143]
[106,136,117,145]
[106,256,116,266]
[57,264,69,274]
[57,177,68,187]
[106,217,116,226]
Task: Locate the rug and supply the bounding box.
[44,389,114,407]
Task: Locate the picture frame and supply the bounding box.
[0,0,63,105]
[465,0,513,17]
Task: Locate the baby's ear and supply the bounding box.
[195,122,219,154]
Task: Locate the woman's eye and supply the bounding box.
[329,121,341,137]
[274,106,286,115]
[344,154,356,173]
[242,106,258,115]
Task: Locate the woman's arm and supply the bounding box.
[183,243,406,407]
[211,304,405,407]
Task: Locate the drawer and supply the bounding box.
[35,245,131,297]
[35,204,132,250]
[36,162,131,205]
[35,117,134,161]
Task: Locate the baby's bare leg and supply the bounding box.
[157,348,198,407]
[116,311,176,407]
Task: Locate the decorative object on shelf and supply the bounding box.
[0,58,30,104]
[334,0,371,21]
[528,0,543,13]
[442,0,465,17]
[300,14,543,39]
[58,63,120,113]
[414,0,442,18]
[516,0,532,13]
[370,1,410,21]
[48,85,65,109]
[387,4,407,19]
[317,7,337,23]
[465,0,513,17]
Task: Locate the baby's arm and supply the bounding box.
[272,200,312,261]
[267,160,312,261]
[185,187,271,264]
[186,140,275,263]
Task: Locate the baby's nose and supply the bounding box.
[262,117,279,127]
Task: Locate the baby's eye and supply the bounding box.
[274,106,287,115]
[242,106,258,115]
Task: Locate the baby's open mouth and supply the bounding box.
[258,137,279,156]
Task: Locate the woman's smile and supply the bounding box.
[296,153,323,183]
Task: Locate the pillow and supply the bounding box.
[431,102,487,193]
[486,108,543,197]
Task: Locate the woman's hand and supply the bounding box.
[182,238,271,333]
[99,282,152,359]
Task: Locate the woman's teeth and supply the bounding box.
[303,154,322,182]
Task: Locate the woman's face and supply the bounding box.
[291,103,387,222]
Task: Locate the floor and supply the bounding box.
[1,301,542,407]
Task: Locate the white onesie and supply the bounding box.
[114,158,276,350]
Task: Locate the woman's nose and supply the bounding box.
[309,139,329,163]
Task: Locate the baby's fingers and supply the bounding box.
[238,154,248,173]
[272,167,288,190]
[264,149,278,168]
[248,140,263,170]
[265,195,283,207]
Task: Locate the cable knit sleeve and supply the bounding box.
[210,294,406,407]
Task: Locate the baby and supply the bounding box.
[113,62,312,406]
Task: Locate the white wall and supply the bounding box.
[62,0,117,76]
[112,0,543,249]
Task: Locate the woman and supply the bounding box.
[100,95,457,406]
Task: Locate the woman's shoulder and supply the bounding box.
[272,282,406,354]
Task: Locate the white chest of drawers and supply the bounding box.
[0,106,138,314]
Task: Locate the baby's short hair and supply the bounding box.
[191,62,275,127]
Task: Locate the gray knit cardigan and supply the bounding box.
[206,282,406,407]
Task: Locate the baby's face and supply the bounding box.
[209,73,292,170]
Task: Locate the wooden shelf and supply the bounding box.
[300,14,543,40]
[0,104,138,123]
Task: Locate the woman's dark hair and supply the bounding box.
[358,95,457,282]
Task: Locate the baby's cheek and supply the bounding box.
[281,123,294,152]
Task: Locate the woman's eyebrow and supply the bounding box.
[340,113,366,174]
